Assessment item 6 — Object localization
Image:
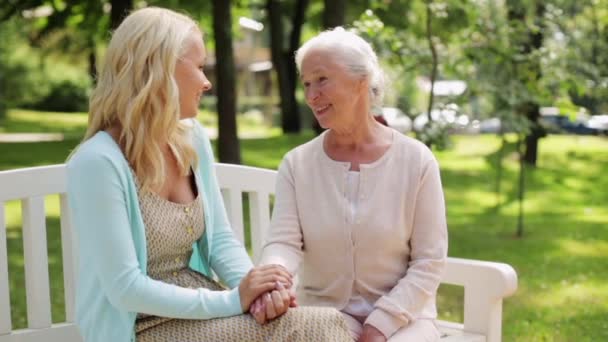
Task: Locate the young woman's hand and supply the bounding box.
[238,265,292,311]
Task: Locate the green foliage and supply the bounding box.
[352,3,470,149]
[0,19,44,118]
[416,120,452,149]
[0,17,92,115]
[546,1,608,114]
[26,77,90,112]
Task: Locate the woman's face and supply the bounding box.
[300,49,366,130]
[175,30,212,119]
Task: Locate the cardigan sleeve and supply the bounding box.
[259,155,304,273]
[365,156,448,338]
[191,121,253,289]
[67,144,243,320]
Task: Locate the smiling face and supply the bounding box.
[175,30,212,119]
[300,49,367,130]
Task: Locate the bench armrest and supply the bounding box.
[442,257,517,342]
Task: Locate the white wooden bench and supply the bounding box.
[0,163,517,342]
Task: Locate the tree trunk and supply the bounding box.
[212,0,241,164]
[522,3,544,166]
[267,0,302,133]
[110,0,133,30]
[516,134,525,237]
[0,84,5,121]
[88,37,97,84]
[323,0,346,29]
[494,132,506,211]
[523,103,541,165]
[507,0,545,166]
[311,0,346,134]
[286,0,309,132]
[424,0,438,148]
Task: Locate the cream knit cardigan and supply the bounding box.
[260,131,448,338]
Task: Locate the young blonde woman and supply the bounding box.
[67,7,351,342]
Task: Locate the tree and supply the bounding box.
[0,19,25,121]
[352,1,467,149]
[308,0,347,134]
[110,0,133,30]
[323,0,346,29]
[423,0,439,148]
[546,0,608,114]
[0,0,133,83]
[507,0,546,166]
[266,0,308,133]
[212,0,241,164]
[459,0,546,236]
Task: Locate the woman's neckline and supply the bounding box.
[98,130,200,206]
[319,128,396,170]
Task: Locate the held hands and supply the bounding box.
[249,281,297,324]
[238,265,293,312]
[358,324,387,342]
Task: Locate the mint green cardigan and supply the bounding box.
[67,121,252,342]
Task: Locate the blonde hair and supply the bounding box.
[83,7,199,193]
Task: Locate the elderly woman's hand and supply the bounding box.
[250,282,297,324]
[358,324,387,342]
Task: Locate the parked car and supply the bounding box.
[376,107,412,133]
[587,115,608,135]
[539,114,599,135]
[413,108,456,132]
[413,104,475,134]
[479,117,502,133]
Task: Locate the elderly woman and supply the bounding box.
[66,7,351,342]
[259,28,448,341]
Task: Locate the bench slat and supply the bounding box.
[0,323,81,342]
[215,164,276,194]
[59,194,76,322]
[248,192,270,262]
[221,189,244,244]
[0,202,12,334]
[21,197,52,329]
[0,166,66,202]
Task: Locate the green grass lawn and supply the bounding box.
[0,108,280,139]
[1,109,607,341]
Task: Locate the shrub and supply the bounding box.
[28,78,90,112]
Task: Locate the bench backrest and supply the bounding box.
[0,163,276,341]
[214,163,277,262]
[0,163,517,342]
[0,165,78,341]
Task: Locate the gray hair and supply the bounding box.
[295,27,385,113]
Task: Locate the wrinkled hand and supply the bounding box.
[358,324,387,342]
[238,265,293,312]
[250,282,298,324]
